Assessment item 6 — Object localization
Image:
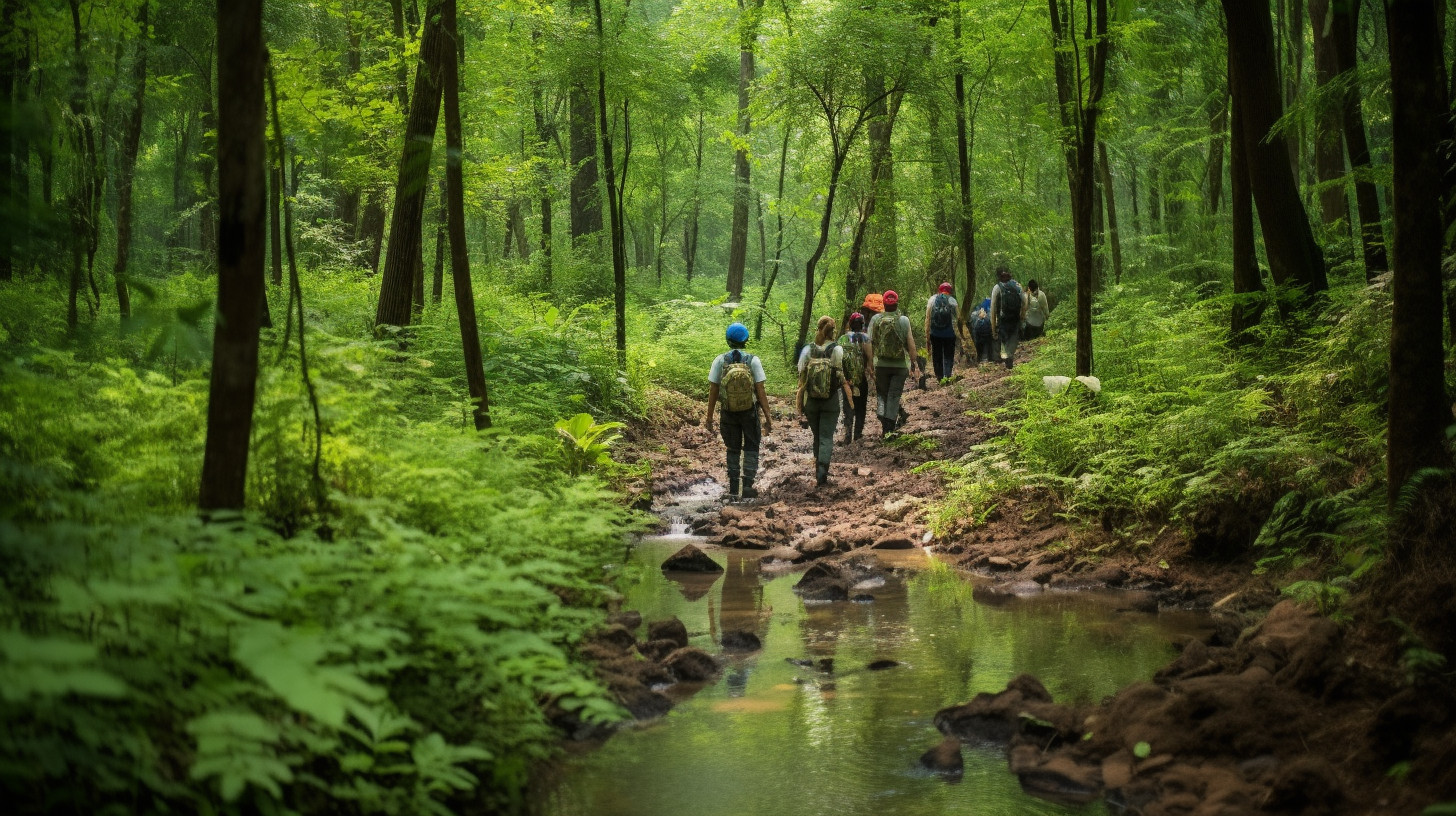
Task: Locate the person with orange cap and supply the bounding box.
[867,289,917,437]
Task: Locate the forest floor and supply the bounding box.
[603,341,1456,815]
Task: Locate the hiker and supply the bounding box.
[705,322,774,499]
[924,282,959,380]
[970,298,995,364]
[838,312,874,444]
[868,289,916,436]
[797,316,855,488]
[989,266,1026,370]
[1022,279,1050,341]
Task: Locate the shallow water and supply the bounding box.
[540,540,1210,816]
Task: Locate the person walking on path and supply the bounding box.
[1022,279,1049,341]
[970,297,995,364]
[797,316,855,488]
[837,312,874,444]
[924,282,959,380]
[989,267,1026,370]
[705,322,774,499]
[868,290,916,437]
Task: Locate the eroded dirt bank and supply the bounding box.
[609,353,1456,815]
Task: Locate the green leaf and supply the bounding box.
[1133,741,1152,759]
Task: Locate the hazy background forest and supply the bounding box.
[2,0,1455,812]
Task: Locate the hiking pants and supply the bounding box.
[875,366,909,425]
[998,324,1020,368]
[720,409,761,483]
[974,332,995,363]
[930,335,956,379]
[841,377,868,440]
[803,396,841,467]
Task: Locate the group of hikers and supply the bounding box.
[704,265,1051,498]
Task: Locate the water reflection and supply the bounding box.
[540,541,1210,816]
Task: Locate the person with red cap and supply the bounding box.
[924,282,960,380]
[836,311,874,443]
[868,289,916,436]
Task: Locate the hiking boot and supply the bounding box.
[894,410,909,431]
[815,464,829,488]
[728,476,740,499]
[741,479,758,499]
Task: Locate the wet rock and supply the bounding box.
[798,535,837,560]
[867,659,900,670]
[647,617,689,648]
[1010,746,1101,804]
[607,610,643,632]
[935,674,1067,745]
[661,544,724,573]
[636,638,681,662]
[794,562,849,601]
[606,675,673,720]
[584,623,637,654]
[1020,563,1058,584]
[1100,749,1134,790]
[761,545,802,564]
[1086,563,1128,586]
[664,647,720,683]
[871,535,915,550]
[986,555,1018,571]
[919,736,963,776]
[721,630,762,653]
[851,594,875,603]
[972,580,1044,605]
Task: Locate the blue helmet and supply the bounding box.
[725,322,750,344]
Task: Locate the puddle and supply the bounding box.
[536,539,1211,816]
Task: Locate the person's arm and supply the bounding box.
[904,316,917,362]
[863,340,875,384]
[754,381,773,433]
[1020,288,1029,322]
[838,349,855,410]
[923,299,932,343]
[705,382,719,431]
[990,288,1000,334]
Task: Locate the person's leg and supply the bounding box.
[720,411,742,496]
[883,367,908,427]
[935,336,955,378]
[839,389,854,443]
[740,412,762,497]
[814,399,840,485]
[1001,325,1020,368]
[875,366,894,426]
[853,378,868,440]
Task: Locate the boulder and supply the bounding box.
[987,555,1018,571]
[919,736,964,775]
[664,647,720,683]
[972,580,1044,605]
[721,630,762,653]
[871,535,915,550]
[662,544,724,573]
[636,638,681,662]
[794,562,849,601]
[607,610,643,632]
[647,616,689,648]
[1086,563,1128,586]
[1011,747,1101,804]
[582,624,637,656]
[867,659,900,670]
[798,535,837,560]
[934,674,1070,745]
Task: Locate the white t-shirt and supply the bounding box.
[796,341,846,375]
[1024,290,1049,327]
[708,349,767,384]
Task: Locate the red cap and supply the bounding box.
[883,290,899,306]
[939,282,952,294]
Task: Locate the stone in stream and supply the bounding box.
[871,535,915,550]
[1009,745,1101,804]
[867,659,900,670]
[919,736,964,777]
[793,562,849,601]
[636,638,681,662]
[971,580,1044,606]
[647,616,690,648]
[934,674,1072,745]
[607,610,642,632]
[797,535,836,560]
[721,629,762,653]
[663,647,720,683]
[661,543,723,573]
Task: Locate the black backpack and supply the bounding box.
[998,281,1022,326]
[930,294,955,332]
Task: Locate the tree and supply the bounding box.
[112,1,150,320]
[1384,0,1452,514]
[1222,0,1327,303]
[374,1,446,330]
[1330,0,1388,279]
[569,0,602,246]
[1308,0,1350,235]
[199,0,265,511]
[1228,66,1266,346]
[592,0,629,366]
[725,0,763,301]
[1047,0,1110,376]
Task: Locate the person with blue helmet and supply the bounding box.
[705,322,773,499]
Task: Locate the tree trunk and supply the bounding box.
[269,162,284,285]
[684,111,704,282]
[754,127,790,341]
[592,0,627,367]
[442,0,490,429]
[1331,0,1389,278]
[1206,88,1229,215]
[953,8,977,326]
[1308,0,1350,234]
[797,152,849,347]
[1130,162,1142,234]
[861,73,899,287]
[726,0,763,300]
[432,179,446,302]
[568,0,601,246]
[1223,0,1327,300]
[200,0,265,511]
[112,1,149,320]
[375,1,445,330]
[1229,75,1266,346]
[0,0,16,281]
[1384,0,1452,512]
[1099,142,1124,285]
[533,79,553,286]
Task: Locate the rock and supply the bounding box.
[585,623,637,654]
[798,535,837,560]
[721,630,762,653]
[607,610,642,632]
[661,544,724,573]
[851,594,875,603]
[987,555,1018,571]
[856,467,872,477]
[1020,563,1058,584]
[1014,750,1101,804]
[871,535,915,550]
[647,617,689,648]
[663,647,720,683]
[636,638,680,662]
[760,546,802,565]
[1101,749,1134,789]
[607,676,672,720]
[867,659,899,670]
[972,580,1044,605]
[1086,564,1128,586]
[919,736,963,775]
[934,674,1066,745]
[794,562,849,601]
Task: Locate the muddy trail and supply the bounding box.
[591,353,1456,816]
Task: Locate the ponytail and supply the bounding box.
[814,315,837,346]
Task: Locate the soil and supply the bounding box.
[608,348,1456,815]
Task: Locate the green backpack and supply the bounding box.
[873,314,907,362]
[804,343,836,399]
[838,333,865,392]
[721,351,757,412]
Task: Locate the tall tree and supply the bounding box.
[1330,0,1388,278]
[1229,68,1266,346]
[1223,0,1327,302]
[112,1,150,321]
[1384,0,1452,514]
[1048,0,1110,376]
[1308,0,1351,234]
[726,0,763,301]
[592,0,628,366]
[1099,141,1124,285]
[441,0,491,430]
[199,0,265,511]
[569,0,602,246]
[374,1,446,330]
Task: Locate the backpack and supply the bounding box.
[721,350,757,412]
[873,314,907,361]
[803,343,836,400]
[998,281,1023,326]
[838,333,866,388]
[971,310,992,336]
[930,294,956,332]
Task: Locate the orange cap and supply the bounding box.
[861,293,884,313]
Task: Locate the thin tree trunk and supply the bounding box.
[1308,0,1350,233]
[726,0,763,300]
[112,1,149,320]
[375,1,445,329]
[1331,0,1388,278]
[1206,88,1229,215]
[684,110,704,282]
[797,152,848,346]
[755,127,790,341]
[1384,0,1452,513]
[533,76,553,285]
[200,0,265,511]
[269,162,284,284]
[568,0,601,245]
[432,178,446,302]
[1099,142,1124,285]
[1229,72,1266,346]
[1130,161,1141,234]
[442,0,490,429]
[197,52,217,265]
[0,0,16,281]
[953,7,977,326]
[592,0,627,366]
[1223,0,1327,299]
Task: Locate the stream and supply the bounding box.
[538,491,1212,816]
